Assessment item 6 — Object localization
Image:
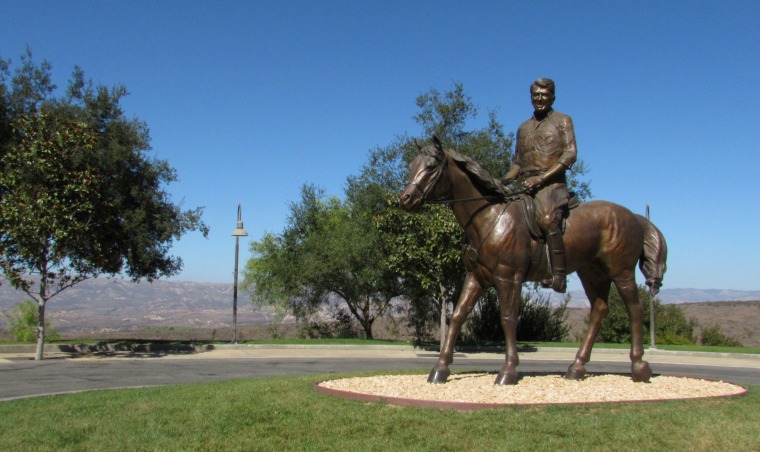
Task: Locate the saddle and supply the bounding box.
[461,192,579,280]
[519,192,579,270]
[519,192,579,239]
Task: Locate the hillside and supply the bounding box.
[0,278,273,334]
[565,301,760,347]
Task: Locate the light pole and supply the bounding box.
[232,204,248,343]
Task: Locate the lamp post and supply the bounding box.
[232,204,248,343]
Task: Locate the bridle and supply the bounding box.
[407,148,527,207]
[408,152,450,204]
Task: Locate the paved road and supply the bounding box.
[1,347,759,401]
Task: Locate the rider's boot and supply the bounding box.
[543,229,567,293]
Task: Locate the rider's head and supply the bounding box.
[530,78,555,116]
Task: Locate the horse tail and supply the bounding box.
[635,215,668,295]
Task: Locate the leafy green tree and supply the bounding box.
[6,300,61,342]
[596,285,696,345]
[0,50,208,359]
[376,200,464,344]
[243,184,401,339]
[357,84,514,344]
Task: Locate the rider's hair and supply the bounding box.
[531,78,555,95]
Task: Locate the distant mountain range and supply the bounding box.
[1,278,758,332]
[556,288,760,307]
[0,278,267,333]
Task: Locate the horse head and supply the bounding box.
[399,136,450,212]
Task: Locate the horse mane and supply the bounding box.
[447,149,508,198]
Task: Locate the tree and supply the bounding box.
[0,50,208,359]
[243,184,401,339]
[376,199,464,344]
[357,84,513,344]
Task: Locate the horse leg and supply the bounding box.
[614,273,652,383]
[494,277,522,385]
[566,268,611,380]
[428,272,483,384]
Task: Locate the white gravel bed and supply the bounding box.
[318,373,746,406]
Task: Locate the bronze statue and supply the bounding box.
[399,136,667,385]
[502,78,576,293]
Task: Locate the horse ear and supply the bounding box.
[431,135,445,159]
[432,135,442,149]
[415,139,423,151]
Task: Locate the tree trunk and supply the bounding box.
[362,321,374,340]
[35,272,48,361]
[35,299,46,361]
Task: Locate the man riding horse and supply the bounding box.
[502,78,577,293]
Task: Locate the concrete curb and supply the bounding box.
[1,343,758,361]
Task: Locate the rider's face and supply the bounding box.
[531,87,555,114]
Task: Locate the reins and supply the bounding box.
[413,148,527,206]
[427,195,500,205]
[426,192,526,205]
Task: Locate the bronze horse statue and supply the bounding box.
[399,137,667,385]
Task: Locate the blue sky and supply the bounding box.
[3,1,759,291]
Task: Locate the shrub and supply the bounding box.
[596,285,696,345]
[297,309,358,339]
[656,304,697,345]
[517,291,570,342]
[5,300,61,342]
[462,288,569,343]
[462,289,502,343]
[700,324,743,347]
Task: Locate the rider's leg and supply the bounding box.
[546,227,567,293]
[537,187,568,293]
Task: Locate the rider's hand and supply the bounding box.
[522,175,543,191]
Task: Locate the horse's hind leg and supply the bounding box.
[614,272,652,383]
[566,267,611,380]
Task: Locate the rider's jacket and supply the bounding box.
[514,109,577,183]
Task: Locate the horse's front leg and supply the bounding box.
[428,272,483,384]
[494,277,522,385]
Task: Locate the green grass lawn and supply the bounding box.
[0,372,757,451]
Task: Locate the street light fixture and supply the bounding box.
[232,204,248,343]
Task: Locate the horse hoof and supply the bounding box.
[565,364,587,380]
[428,368,450,384]
[494,371,518,386]
[631,361,652,383]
